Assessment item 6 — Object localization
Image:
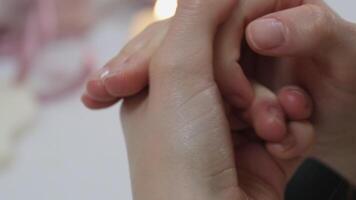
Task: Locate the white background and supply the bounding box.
[0,1,355,200]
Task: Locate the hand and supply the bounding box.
[82,19,314,153]
[82,20,313,144]
[242,1,356,183]
[120,1,314,199]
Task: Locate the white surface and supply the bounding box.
[0,7,134,200]
[0,1,355,200]
[0,83,37,165]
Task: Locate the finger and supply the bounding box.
[102,21,168,97]
[246,3,356,61]
[81,94,118,109]
[215,0,303,109]
[215,61,254,109]
[150,0,236,97]
[278,86,313,121]
[85,21,168,101]
[85,76,115,102]
[266,121,315,160]
[248,83,287,142]
[265,121,316,180]
[101,54,149,97]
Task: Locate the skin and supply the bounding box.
[83,18,313,146]
[119,0,314,199]
[243,1,356,183]
[84,0,356,184]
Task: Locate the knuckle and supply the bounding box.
[151,49,213,85]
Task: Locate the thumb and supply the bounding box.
[246,3,356,60]
[150,0,236,98]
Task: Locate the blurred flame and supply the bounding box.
[154,0,177,20]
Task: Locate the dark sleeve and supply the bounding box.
[285,159,356,200]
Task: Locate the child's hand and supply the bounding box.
[82,19,315,161]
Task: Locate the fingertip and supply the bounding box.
[86,78,116,102]
[266,121,315,160]
[278,86,313,120]
[249,83,287,142]
[103,58,148,97]
[253,104,287,142]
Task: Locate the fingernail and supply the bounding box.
[286,87,312,111]
[249,18,286,50]
[287,86,304,94]
[88,66,109,80]
[99,68,110,79]
[101,57,131,80]
[98,65,121,81]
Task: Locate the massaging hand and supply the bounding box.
[242,0,356,182]
[119,1,314,199]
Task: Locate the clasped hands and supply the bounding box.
[83,0,356,199]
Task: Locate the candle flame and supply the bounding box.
[154,0,177,20]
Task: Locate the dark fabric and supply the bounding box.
[286,159,356,200]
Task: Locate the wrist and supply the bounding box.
[129,161,237,200]
[125,137,239,200]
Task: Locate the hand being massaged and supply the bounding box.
[83,0,356,199]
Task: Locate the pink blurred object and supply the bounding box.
[0,0,95,104]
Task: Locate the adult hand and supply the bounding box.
[243,0,356,183]
[121,0,314,199]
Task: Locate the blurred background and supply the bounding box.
[0,0,355,200]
